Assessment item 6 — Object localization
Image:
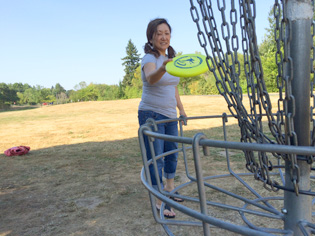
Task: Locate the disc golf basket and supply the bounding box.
[138,0,315,235]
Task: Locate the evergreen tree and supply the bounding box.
[121,39,140,88]
[53,83,66,96]
[259,6,278,56]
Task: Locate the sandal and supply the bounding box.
[156,204,176,218]
[170,191,184,202]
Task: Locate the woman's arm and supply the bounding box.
[143,59,172,85]
[175,87,187,118]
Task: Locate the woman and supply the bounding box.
[138,18,187,218]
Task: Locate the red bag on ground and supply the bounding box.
[4,146,30,156]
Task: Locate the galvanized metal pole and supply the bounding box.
[193,133,211,236]
[284,0,313,235]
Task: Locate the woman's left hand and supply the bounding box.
[179,109,187,126]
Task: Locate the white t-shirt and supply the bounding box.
[138,54,180,118]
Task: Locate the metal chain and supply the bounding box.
[189,0,306,193]
[239,0,277,189]
[274,0,286,146]
[278,0,300,193]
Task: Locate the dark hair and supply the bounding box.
[144,18,176,58]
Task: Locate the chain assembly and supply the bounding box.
[189,0,314,194]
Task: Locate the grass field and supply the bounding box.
[0,95,304,235]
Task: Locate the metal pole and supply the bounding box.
[193,133,211,236]
[284,0,313,235]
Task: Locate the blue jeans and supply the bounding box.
[138,110,178,189]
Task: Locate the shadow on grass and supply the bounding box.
[0,105,40,113]
[0,136,146,236]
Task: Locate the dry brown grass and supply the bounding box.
[1,99,140,150]
[0,95,294,236]
[0,94,280,151]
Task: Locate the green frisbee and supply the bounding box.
[166,54,209,77]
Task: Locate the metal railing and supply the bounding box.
[139,114,315,235]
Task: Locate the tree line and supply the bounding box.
[1,9,306,108]
[0,81,121,108]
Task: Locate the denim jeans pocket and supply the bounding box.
[138,110,154,126]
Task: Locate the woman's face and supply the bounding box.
[151,23,171,56]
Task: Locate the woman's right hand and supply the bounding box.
[161,59,173,72]
[144,58,173,85]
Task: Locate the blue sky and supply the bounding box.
[0,0,274,90]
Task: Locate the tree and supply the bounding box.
[74,81,87,91]
[53,83,67,104]
[95,84,120,100]
[179,75,201,95]
[74,83,98,101]
[124,66,142,98]
[118,81,124,99]
[0,83,18,105]
[53,83,66,96]
[121,39,141,88]
[22,87,37,104]
[259,6,279,92]
[177,51,206,95]
[9,82,31,93]
[39,87,54,103]
[6,82,31,105]
[56,92,68,104]
[193,72,218,95]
